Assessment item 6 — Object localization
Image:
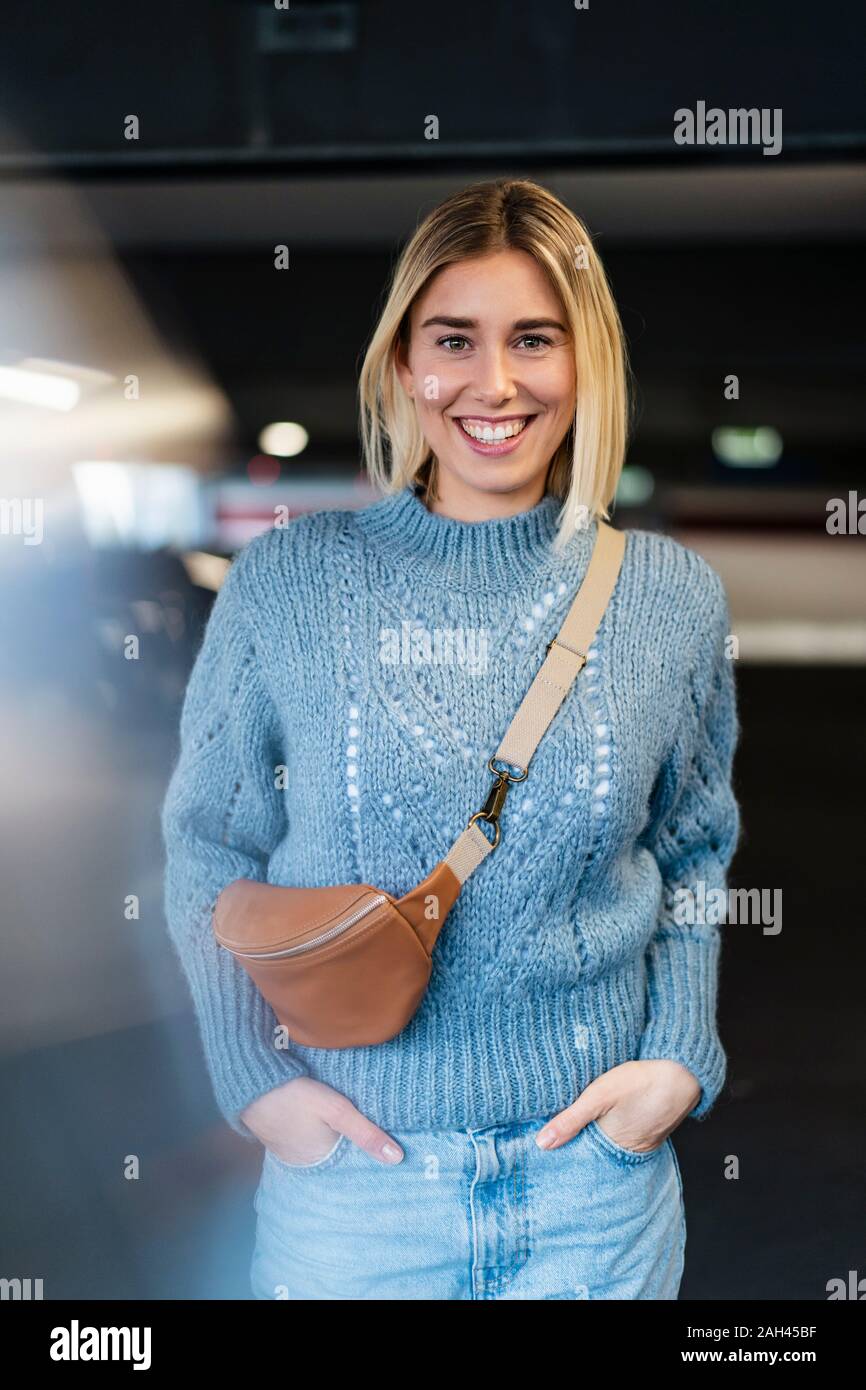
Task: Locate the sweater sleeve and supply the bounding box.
[160,539,309,1141]
[636,566,742,1121]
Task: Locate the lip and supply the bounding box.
[451,413,538,458]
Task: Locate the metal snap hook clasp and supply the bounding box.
[466,757,529,849]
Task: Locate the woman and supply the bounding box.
[161,178,741,1300]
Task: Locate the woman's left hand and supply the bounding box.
[535,1060,702,1154]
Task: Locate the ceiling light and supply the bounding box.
[0,365,80,411]
[259,421,309,457]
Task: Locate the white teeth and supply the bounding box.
[459,418,528,442]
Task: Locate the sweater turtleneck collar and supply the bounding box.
[355,482,595,591]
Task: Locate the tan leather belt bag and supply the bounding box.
[212,520,625,1048]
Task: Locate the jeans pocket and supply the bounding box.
[265,1131,350,1174]
[584,1118,668,1166]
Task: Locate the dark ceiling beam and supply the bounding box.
[1,134,865,183]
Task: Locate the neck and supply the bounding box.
[423,464,550,524]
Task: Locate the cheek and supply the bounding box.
[416,363,464,411]
[533,358,576,414]
[419,395,452,424]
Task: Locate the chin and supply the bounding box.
[440,457,550,497]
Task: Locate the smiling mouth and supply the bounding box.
[455,415,535,442]
[450,413,539,455]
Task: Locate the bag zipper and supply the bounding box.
[227,893,389,961]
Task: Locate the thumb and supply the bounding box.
[535,1088,607,1150]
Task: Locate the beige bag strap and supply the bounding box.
[443,519,625,886]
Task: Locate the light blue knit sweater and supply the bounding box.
[161,483,741,1142]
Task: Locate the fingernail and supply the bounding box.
[536,1128,556,1149]
[382,1143,403,1163]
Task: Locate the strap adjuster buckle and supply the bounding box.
[546,636,588,664]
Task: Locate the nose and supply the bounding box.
[471,345,517,407]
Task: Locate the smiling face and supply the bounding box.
[395,248,577,516]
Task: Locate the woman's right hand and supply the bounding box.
[240,1075,405,1166]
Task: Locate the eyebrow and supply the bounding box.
[419,315,568,333]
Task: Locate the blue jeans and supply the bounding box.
[250,1111,686,1300]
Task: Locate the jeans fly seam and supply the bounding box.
[467,1130,483,1301]
[514,1138,529,1269]
[500,1133,531,1283]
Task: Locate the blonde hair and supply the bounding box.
[357,177,632,552]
